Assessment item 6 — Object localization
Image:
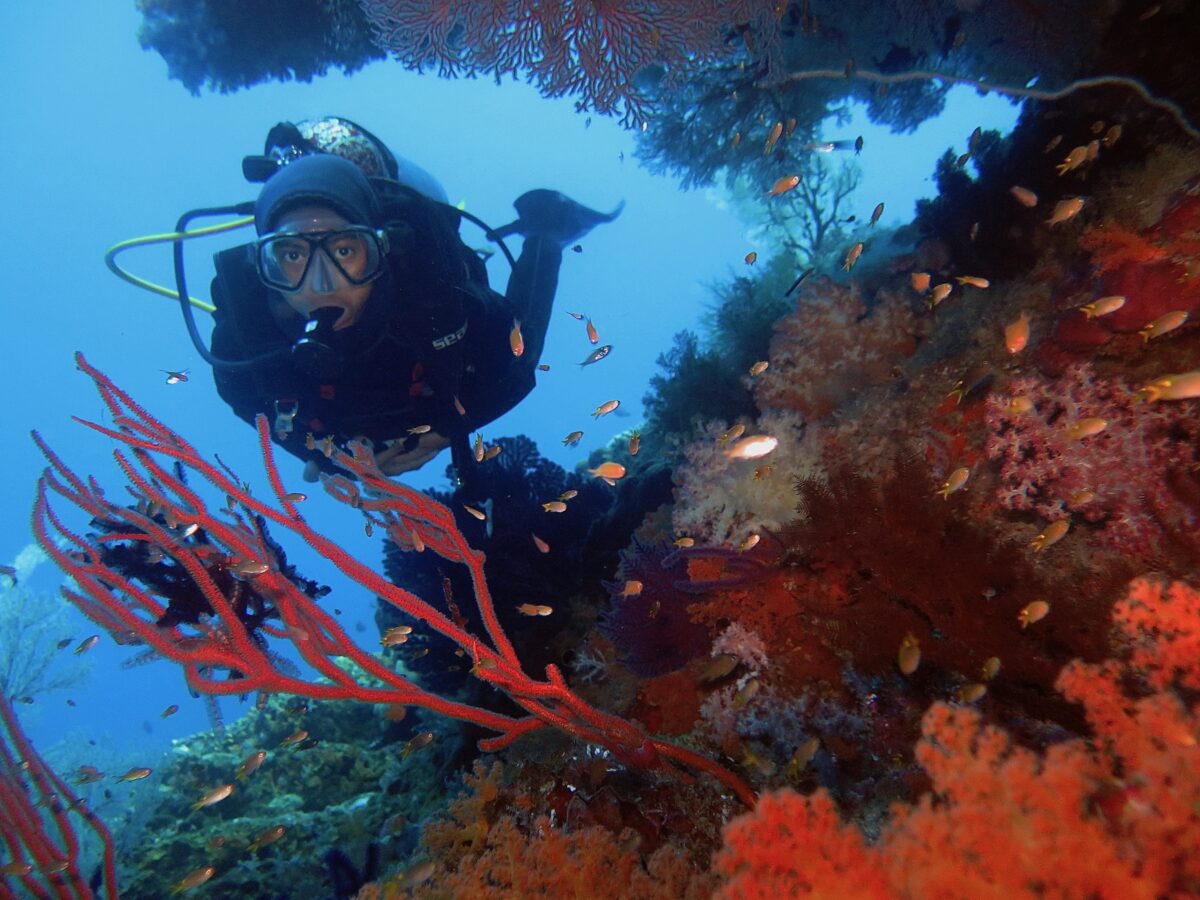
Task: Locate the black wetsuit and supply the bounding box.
[209,184,562,479]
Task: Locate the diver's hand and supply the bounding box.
[374,432,452,476]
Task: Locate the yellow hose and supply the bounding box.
[104,216,254,314]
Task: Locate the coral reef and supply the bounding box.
[136,0,382,94]
[713,578,1200,898]
[985,364,1200,560]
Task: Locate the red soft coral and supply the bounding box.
[714,790,891,899]
[712,577,1200,899]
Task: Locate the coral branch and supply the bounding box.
[0,695,118,900]
[34,353,754,808]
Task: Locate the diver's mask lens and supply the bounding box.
[255,226,388,292]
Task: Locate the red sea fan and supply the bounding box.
[355,0,784,125]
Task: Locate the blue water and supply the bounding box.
[0,3,1017,760]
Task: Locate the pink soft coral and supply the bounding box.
[753,278,918,421]
[984,363,1200,558]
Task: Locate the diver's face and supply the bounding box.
[269,206,375,331]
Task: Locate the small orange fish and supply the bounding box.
[247,825,285,852]
[1056,145,1088,175]
[1101,123,1122,148]
[842,242,864,271]
[171,866,216,894]
[1029,519,1069,552]
[628,431,640,455]
[1064,417,1107,440]
[1068,490,1096,507]
[980,656,1002,680]
[1006,396,1033,415]
[724,434,779,460]
[744,251,757,265]
[767,175,800,196]
[562,431,583,446]
[74,765,105,785]
[1044,134,1063,154]
[407,424,432,435]
[585,318,600,344]
[937,466,970,499]
[235,751,267,780]
[1047,197,1085,226]
[928,282,953,307]
[897,633,920,675]
[473,432,485,462]
[516,603,553,617]
[117,767,152,782]
[718,423,746,444]
[1079,295,1125,318]
[542,500,568,513]
[161,704,179,718]
[955,275,989,289]
[591,399,620,418]
[381,627,410,648]
[192,783,234,811]
[1138,370,1200,402]
[1009,185,1038,208]
[620,580,644,597]
[484,444,502,460]
[1139,310,1188,341]
[789,738,821,776]
[737,533,760,552]
[1018,599,1051,629]
[673,536,695,548]
[453,395,467,416]
[958,683,988,703]
[1005,312,1030,354]
[463,504,487,521]
[402,731,434,758]
[588,461,626,480]
[558,489,579,501]
[531,533,550,554]
[231,560,269,577]
[75,635,100,656]
[279,729,309,748]
[731,131,741,148]
[764,120,783,154]
[911,272,931,294]
[868,202,884,226]
[509,319,524,357]
[748,360,769,377]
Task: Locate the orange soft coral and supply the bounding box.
[712,577,1200,898]
[714,790,891,899]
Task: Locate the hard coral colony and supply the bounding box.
[7,2,1200,898]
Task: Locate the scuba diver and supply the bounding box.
[204,117,622,483]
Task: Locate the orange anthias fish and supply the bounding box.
[724,435,779,460]
[1005,313,1030,353]
[509,319,524,357]
[192,783,234,811]
[171,866,216,895]
[588,461,627,480]
[767,175,801,196]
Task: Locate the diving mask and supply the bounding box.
[255,226,389,293]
